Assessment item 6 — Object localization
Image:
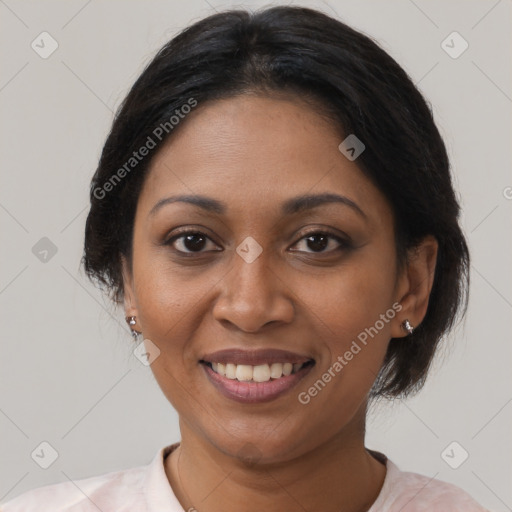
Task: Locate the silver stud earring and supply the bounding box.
[401,319,414,335]
[126,316,141,341]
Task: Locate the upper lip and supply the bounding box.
[200,348,314,366]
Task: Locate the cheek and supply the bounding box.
[132,266,206,409]
[300,247,397,339]
[294,246,397,396]
[130,250,204,361]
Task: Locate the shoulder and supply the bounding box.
[0,464,147,512]
[371,455,491,512]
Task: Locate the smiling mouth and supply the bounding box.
[199,360,315,383]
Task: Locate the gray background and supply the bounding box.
[0,0,510,510]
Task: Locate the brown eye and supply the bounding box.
[303,233,329,252]
[291,231,350,254]
[167,231,220,254]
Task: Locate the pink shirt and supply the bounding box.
[1,443,490,511]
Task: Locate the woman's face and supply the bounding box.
[122,93,410,463]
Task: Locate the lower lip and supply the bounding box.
[201,363,314,404]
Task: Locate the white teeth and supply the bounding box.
[216,362,226,376]
[225,363,237,379]
[253,364,271,382]
[270,363,283,379]
[208,361,307,381]
[235,364,253,381]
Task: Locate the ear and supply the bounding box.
[121,255,139,329]
[391,235,438,338]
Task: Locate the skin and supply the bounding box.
[121,93,438,512]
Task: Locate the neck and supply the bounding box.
[164,407,386,512]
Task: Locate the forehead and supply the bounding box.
[138,94,392,227]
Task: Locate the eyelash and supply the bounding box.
[164,228,352,257]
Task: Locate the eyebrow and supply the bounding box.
[281,193,367,219]
[149,192,367,220]
[149,195,225,216]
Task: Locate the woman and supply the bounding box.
[1,5,490,511]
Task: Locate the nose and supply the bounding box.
[212,250,295,333]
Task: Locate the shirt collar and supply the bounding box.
[144,442,184,511]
